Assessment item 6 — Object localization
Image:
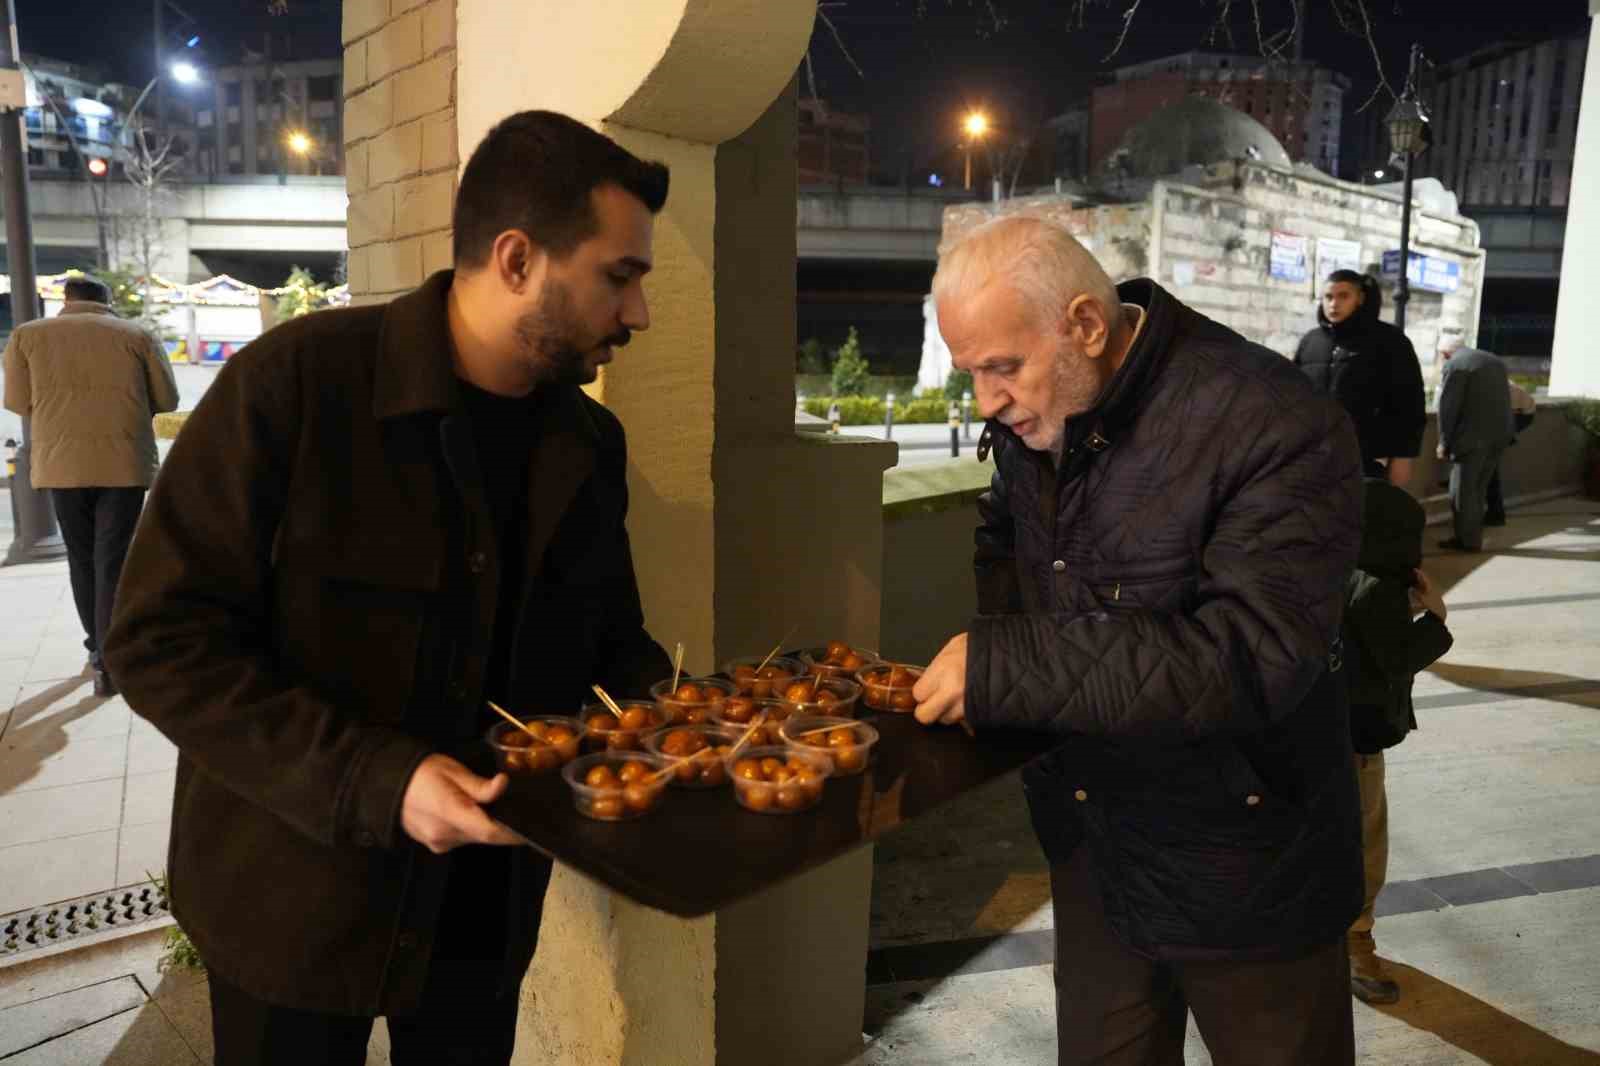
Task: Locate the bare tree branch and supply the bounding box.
[803,50,823,114]
[1102,0,1144,62]
[1329,0,1396,111]
[817,10,866,82]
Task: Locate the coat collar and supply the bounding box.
[372,269,599,445]
[977,277,1178,469]
[58,301,117,317]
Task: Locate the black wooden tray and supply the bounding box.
[487,711,1050,917]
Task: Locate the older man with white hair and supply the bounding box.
[912,216,1365,1065]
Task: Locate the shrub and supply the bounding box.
[897,397,951,424]
[803,396,954,425]
[275,266,332,321]
[797,337,829,375]
[1563,398,1600,443]
[804,395,885,425]
[830,327,871,397]
[943,369,974,402]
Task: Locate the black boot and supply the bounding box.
[94,668,117,698]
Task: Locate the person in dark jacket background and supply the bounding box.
[104,113,672,1065]
[914,216,1364,1066]
[1435,338,1515,551]
[1295,270,1425,488]
[1341,479,1453,1005]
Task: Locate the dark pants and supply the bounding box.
[51,487,146,666]
[1448,445,1505,550]
[209,847,525,1066]
[1485,465,1506,523]
[1051,848,1355,1066]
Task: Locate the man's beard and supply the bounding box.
[514,278,629,387]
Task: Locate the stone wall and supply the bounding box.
[1167,162,1484,366]
[942,198,1155,282]
[342,0,458,305]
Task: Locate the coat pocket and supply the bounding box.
[1092,565,1198,614]
[273,549,439,726]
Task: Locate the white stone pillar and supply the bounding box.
[1550,4,1600,398]
[441,3,895,1064]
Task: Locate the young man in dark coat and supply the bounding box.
[1341,478,1453,1005]
[1294,270,1425,488]
[914,216,1364,1065]
[104,112,672,1065]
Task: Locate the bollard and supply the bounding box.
[884,392,895,441]
[962,390,973,440]
[827,401,841,436]
[948,402,961,458]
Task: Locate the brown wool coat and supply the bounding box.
[104,272,669,1014]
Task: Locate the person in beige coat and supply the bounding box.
[3,276,179,695]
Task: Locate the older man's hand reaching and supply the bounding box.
[912,632,969,727]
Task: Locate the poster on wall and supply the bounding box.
[1269,231,1310,283]
[1315,238,1363,280]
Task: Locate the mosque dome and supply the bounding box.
[1101,95,1291,181]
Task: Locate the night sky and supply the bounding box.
[12,0,1590,179]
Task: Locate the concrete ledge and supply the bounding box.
[883,460,992,520]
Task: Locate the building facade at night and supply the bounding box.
[1415,32,1588,209]
[18,55,132,178]
[1087,51,1348,178]
[195,57,344,179]
[798,97,870,185]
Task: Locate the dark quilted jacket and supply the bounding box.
[967,279,1365,962]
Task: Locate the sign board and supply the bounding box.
[1315,238,1364,280]
[0,69,25,111]
[1381,250,1461,294]
[1269,232,1310,283]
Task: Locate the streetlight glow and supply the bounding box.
[286,131,313,156]
[171,61,200,85]
[963,111,989,139]
[87,157,108,177]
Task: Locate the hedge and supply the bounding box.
[803,396,958,426]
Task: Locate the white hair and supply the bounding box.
[931,215,1121,333]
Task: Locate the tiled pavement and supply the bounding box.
[1,498,1597,1064]
[0,561,178,922]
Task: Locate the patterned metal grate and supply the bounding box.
[0,881,170,961]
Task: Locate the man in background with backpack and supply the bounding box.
[1341,478,1454,1004]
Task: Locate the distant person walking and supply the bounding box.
[1435,338,1513,552]
[1295,270,1426,488]
[2,276,178,696]
[1484,379,1537,527]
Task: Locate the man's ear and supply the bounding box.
[490,230,547,296]
[1064,293,1113,359]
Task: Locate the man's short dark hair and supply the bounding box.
[64,276,112,304]
[452,110,670,269]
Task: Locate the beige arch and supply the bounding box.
[457,0,818,146]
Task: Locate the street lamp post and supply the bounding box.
[1,0,67,565]
[1386,44,1430,333]
[962,111,987,192]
